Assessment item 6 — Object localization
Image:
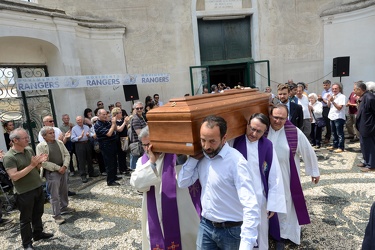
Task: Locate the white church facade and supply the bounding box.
[0,0,374,149]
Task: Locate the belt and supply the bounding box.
[76,141,88,144]
[203,217,243,228]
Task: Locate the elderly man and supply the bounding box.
[38,115,64,143]
[178,115,260,249]
[36,126,75,225]
[94,109,122,186]
[130,126,200,249]
[71,116,98,183]
[267,104,320,248]
[230,113,286,250]
[59,114,76,176]
[326,83,346,153]
[3,128,53,250]
[355,81,375,172]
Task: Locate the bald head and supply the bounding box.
[43,115,54,126]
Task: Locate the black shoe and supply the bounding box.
[81,176,88,183]
[124,171,132,176]
[89,173,100,177]
[350,138,359,142]
[68,191,76,196]
[108,182,121,186]
[33,232,54,241]
[115,176,123,181]
[23,243,34,250]
[275,241,285,250]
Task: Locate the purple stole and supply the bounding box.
[233,135,281,240]
[265,120,311,226]
[283,120,311,225]
[142,153,201,250]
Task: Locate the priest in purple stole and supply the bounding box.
[230,113,286,250]
[267,104,320,246]
[130,126,201,250]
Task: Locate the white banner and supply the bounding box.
[16,73,170,91]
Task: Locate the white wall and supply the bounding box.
[323,5,375,97]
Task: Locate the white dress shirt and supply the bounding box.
[178,143,260,249]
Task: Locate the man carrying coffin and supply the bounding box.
[130,126,201,250]
[178,115,260,249]
[229,113,286,250]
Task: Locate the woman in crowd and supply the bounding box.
[144,96,154,114]
[84,108,93,127]
[111,107,131,175]
[309,93,323,149]
[3,121,14,150]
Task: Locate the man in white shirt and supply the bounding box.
[38,116,65,143]
[326,83,346,153]
[178,115,260,249]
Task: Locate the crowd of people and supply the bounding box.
[268,80,375,172]
[1,80,375,249]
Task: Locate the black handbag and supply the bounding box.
[312,112,326,128]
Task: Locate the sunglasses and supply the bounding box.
[47,120,54,123]
[135,107,144,110]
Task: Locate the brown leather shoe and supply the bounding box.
[333,149,343,153]
[361,168,375,172]
[326,146,336,150]
[357,163,366,167]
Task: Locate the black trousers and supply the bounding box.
[362,202,375,249]
[99,140,118,184]
[75,142,94,177]
[116,137,127,173]
[322,106,331,140]
[15,186,45,247]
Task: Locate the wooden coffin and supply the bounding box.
[147,89,270,155]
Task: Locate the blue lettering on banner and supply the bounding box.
[86,78,121,86]
[141,76,170,84]
[17,81,60,91]
[16,73,170,91]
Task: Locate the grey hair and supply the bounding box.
[308,93,318,100]
[133,101,144,109]
[40,126,54,137]
[365,81,375,92]
[9,128,27,141]
[138,126,149,140]
[332,82,343,93]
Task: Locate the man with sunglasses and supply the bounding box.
[37,115,65,143]
[267,104,320,249]
[230,113,286,250]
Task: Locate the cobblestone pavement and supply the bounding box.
[1,140,375,250]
